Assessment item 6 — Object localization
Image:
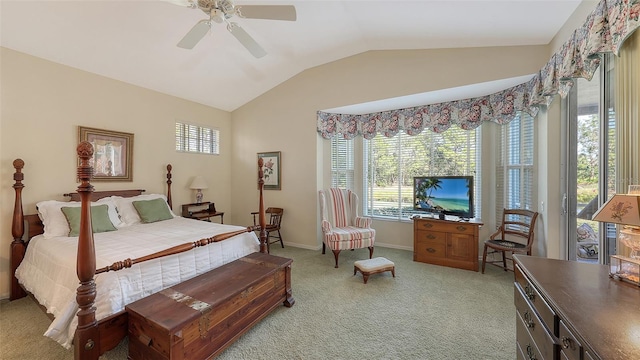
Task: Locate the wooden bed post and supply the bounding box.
[166,164,173,210]
[258,158,268,254]
[10,159,27,300]
[74,141,100,360]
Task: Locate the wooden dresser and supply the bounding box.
[413,217,482,271]
[513,255,640,360]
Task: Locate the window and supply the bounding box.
[348,127,481,220]
[495,112,535,221]
[565,54,616,263]
[175,122,220,155]
[330,137,354,189]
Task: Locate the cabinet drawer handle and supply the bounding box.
[422,223,433,229]
[524,284,536,300]
[523,311,535,329]
[426,248,436,253]
[426,234,436,239]
[456,225,467,232]
[526,344,537,360]
[561,336,573,350]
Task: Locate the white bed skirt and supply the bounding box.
[16,217,260,348]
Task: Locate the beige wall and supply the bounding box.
[230,46,551,254]
[0,0,603,297]
[229,0,601,259]
[0,48,233,298]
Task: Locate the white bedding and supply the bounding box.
[15,217,260,348]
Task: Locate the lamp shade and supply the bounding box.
[592,194,640,226]
[189,176,208,190]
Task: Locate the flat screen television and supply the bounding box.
[413,176,474,218]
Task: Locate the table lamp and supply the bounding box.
[189,176,208,204]
[592,192,640,259]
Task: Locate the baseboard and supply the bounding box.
[372,242,413,252]
[282,242,413,252]
[279,242,320,251]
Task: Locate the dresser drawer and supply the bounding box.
[516,313,546,360]
[559,320,582,360]
[415,220,475,235]
[414,238,446,261]
[515,285,557,360]
[515,265,557,333]
[415,230,447,242]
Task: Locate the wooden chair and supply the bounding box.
[318,188,375,268]
[252,207,284,252]
[481,209,539,273]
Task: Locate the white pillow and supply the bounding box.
[96,198,125,228]
[111,194,175,225]
[36,199,123,238]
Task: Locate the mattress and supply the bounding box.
[15,216,260,348]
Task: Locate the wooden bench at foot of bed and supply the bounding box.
[126,252,295,360]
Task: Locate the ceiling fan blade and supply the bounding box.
[228,22,267,58]
[177,20,210,49]
[235,5,297,21]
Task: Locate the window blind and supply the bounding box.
[330,137,354,190]
[175,122,220,155]
[496,112,535,223]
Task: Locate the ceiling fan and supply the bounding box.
[167,0,297,58]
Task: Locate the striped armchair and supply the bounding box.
[319,188,375,268]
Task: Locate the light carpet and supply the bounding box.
[0,246,516,359]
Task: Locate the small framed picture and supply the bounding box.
[78,126,134,181]
[257,151,281,190]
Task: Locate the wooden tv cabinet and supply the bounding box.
[413,217,482,271]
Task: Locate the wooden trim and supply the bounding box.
[64,189,146,202]
[24,215,43,240]
[73,141,100,359]
[95,228,255,275]
[10,159,26,300]
[166,164,173,210]
[258,157,267,253]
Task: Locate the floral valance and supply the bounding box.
[317,0,640,140]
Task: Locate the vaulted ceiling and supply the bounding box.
[1,0,582,112]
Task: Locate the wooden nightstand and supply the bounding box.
[181,202,224,223]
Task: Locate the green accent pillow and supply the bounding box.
[61,204,117,237]
[133,198,173,223]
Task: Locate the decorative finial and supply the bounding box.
[77,141,94,158]
[13,159,25,170]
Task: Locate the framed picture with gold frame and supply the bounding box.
[257,151,281,190]
[78,126,134,181]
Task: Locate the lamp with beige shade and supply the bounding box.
[593,188,640,285]
[189,175,208,204]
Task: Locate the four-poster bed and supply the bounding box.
[9,142,293,359]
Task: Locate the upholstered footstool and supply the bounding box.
[354,257,395,284]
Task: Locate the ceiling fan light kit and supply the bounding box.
[211,9,226,24]
[171,0,296,57]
